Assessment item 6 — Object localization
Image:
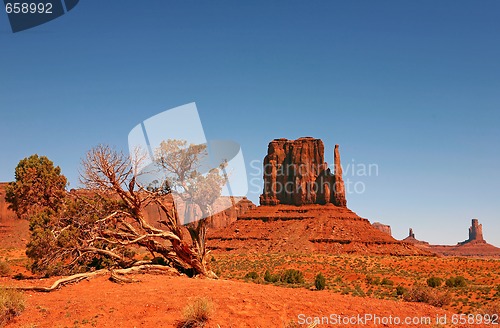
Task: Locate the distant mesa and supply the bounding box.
[372,222,392,237]
[402,219,500,258]
[402,228,430,246]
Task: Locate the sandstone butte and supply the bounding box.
[208,137,431,256]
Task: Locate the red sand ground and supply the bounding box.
[4,273,459,328]
[1,190,497,327]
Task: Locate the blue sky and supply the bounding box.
[1,1,499,246]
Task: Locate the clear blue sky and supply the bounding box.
[1,1,499,246]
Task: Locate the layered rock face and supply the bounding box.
[468,219,484,242]
[459,219,486,245]
[372,222,392,236]
[208,204,432,256]
[259,137,346,207]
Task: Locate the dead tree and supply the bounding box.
[74,144,218,278]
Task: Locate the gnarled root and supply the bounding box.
[7,265,180,292]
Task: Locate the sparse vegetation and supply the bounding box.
[179,297,214,328]
[280,269,305,284]
[427,277,443,288]
[0,287,25,326]
[396,286,407,296]
[404,286,451,307]
[480,302,499,318]
[245,271,259,280]
[0,261,11,277]
[210,253,500,313]
[381,277,394,286]
[314,273,326,290]
[446,276,467,288]
[264,270,279,283]
[366,275,381,285]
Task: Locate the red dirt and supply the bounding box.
[4,274,457,328]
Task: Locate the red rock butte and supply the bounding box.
[208,137,431,256]
[259,137,346,207]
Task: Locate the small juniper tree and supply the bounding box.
[315,272,326,290]
[6,154,67,220]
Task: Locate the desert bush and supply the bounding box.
[404,286,451,307]
[264,270,279,283]
[427,277,443,288]
[179,297,214,328]
[396,285,408,296]
[280,269,305,284]
[0,261,11,277]
[366,275,381,285]
[244,271,259,280]
[0,287,25,326]
[314,273,326,290]
[381,277,394,286]
[446,276,467,288]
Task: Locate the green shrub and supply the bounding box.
[427,277,443,288]
[404,286,451,307]
[381,277,394,286]
[446,276,467,288]
[0,287,25,326]
[366,275,381,285]
[244,271,259,280]
[180,297,214,328]
[0,261,11,277]
[280,269,304,284]
[314,273,326,290]
[396,286,408,296]
[264,270,279,283]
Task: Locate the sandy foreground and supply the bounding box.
[1,273,474,328]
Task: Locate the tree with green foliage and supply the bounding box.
[280,269,304,284]
[446,276,467,287]
[427,277,443,288]
[5,155,72,274]
[315,272,326,290]
[5,155,67,220]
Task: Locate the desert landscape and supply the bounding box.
[2,2,500,327]
[1,137,499,327]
